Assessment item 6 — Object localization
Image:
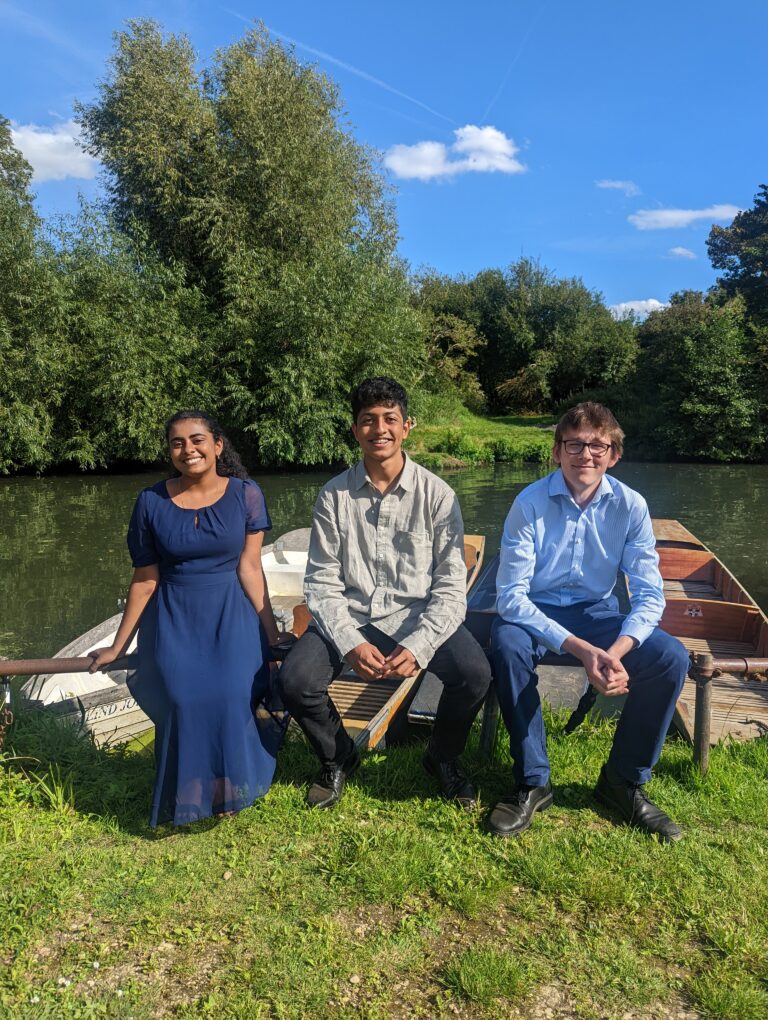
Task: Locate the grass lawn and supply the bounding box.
[2,705,767,1019]
[404,408,555,470]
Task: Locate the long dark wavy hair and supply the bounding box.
[164,411,249,480]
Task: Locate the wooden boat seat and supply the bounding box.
[663,579,722,600]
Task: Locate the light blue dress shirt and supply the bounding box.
[496,469,665,653]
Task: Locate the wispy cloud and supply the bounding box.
[668,246,697,260]
[610,298,668,320]
[224,9,453,125]
[385,125,525,181]
[10,120,98,182]
[0,2,101,67]
[629,204,740,230]
[595,178,641,198]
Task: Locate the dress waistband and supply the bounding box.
[160,571,238,588]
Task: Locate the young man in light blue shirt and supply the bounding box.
[489,402,689,841]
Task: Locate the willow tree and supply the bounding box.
[77,20,424,464]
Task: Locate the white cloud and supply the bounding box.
[10,120,98,183]
[628,204,740,230]
[385,141,452,181]
[609,299,668,320]
[384,125,525,181]
[595,178,641,197]
[668,246,697,260]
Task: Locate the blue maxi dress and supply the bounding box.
[127,477,283,827]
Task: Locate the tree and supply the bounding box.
[494,263,637,411]
[411,272,486,410]
[707,185,768,323]
[415,258,638,413]
[51,208,216,469]
[0,118,66,472]
[76,20,424,463]
[634,293,764,461]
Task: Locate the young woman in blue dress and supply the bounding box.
[89,411,287,827]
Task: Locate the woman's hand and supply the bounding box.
[87,645,120,674]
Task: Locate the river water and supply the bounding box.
[2,461,767,659]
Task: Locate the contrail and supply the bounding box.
[224,8,455,126]
[480,0,554,123]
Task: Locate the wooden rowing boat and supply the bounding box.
[652,519,768,746]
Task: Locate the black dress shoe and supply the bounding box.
[422,749,477,811]
[594,764,683,842]
[306,746,360,809]
[487,782,553,837]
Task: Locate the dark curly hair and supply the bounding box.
[350,377,408,423]
[164,411,249,479]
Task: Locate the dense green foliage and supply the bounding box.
[707,184,768,324]
[75,21,425,467]
[0,118,64,472]
[628,292,766,461]
[411,191,768,461]
[412,260,638,414]
[0,22,430,472]
[1,16,766,468]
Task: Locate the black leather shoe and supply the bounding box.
[422,749,477,811]
[487,782,553,837]
[306,746,360,809]
[594,764,683,842]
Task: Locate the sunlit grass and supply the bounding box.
[1,703,767,1018]
[405,406,555,469]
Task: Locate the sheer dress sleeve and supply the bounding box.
[127,489,159,567]
[244,480,272,533]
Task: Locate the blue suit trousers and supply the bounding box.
[489,601,689,786]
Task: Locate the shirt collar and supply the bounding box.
[548,468,616,506]
[353,452,413,492]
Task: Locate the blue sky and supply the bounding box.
[1,0,766,314]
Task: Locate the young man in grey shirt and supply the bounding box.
[280,377,491,809]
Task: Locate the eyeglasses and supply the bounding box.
[561,440,612,456]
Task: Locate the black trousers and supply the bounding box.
[279,623,492,766]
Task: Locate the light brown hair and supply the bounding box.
[554,402,625,458]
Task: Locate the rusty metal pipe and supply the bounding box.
[692,652,714,774]
[709,657,768,675]
[0,655,138,677]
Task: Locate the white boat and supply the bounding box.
[20,616,146,748]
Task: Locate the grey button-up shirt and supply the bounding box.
[304,455,467,668]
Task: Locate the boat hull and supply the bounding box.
[21,615,151,749]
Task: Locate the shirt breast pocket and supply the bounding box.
[393,529,433,590]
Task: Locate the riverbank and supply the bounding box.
[407,408,555,470]
[2,705,767,1018]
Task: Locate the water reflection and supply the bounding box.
[2,460,767,659]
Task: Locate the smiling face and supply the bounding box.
[167,419,223,479]
[552,427,620,502]
[351,403,411,467]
